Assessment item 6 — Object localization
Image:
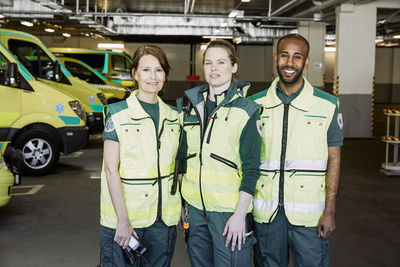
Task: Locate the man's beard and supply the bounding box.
[277,65,304,85]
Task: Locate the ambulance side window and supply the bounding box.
[111,54,131,73]
[8,39,54,81]
[0,53,9,85]
[64,61,105,84]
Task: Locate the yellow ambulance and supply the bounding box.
[0,147,22,207]
[0,43,87,175]
[56,57,129,103]
[49,47,134,87]
[0,29,106,134]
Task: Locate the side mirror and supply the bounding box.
[53,60,62,82]
[8,62,20,87]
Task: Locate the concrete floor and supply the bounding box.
[0,133,399,266]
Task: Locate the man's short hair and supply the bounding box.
[276,34,310,58]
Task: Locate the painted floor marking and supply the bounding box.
[12,185,44,196]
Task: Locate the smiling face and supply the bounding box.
[132,54,166,95]
[275,37,309,86]
[203,47,238,92]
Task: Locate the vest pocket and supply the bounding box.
[210,153,238,170]
[121,179,158,220]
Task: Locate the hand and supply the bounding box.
[318,212,335,238]
[223,213,246,251]
[114,219,138,249]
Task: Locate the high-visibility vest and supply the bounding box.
[251,78,339,227]
[100,91,181,229]
[178,81,259,213]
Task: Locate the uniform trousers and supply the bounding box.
[186,205,256,267]
[100,219,177,267]
[253,208,329,267]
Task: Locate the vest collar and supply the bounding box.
[185,80,250,108]
[266,77,313,112]
[126,90,174,121]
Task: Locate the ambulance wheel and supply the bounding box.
[13,129,60,176]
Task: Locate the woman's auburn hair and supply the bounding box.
[130,45,171,90]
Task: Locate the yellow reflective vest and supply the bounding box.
[251,78,339,227]
[100,92,181,229]
[178,81,259,213]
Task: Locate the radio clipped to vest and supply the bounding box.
[171,95,192,195]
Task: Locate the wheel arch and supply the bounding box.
[10,123,64,153]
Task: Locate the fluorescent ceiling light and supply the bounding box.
[324,47,336,52]
[241,0,251,2]
[45,28,55,33]
[202,35,233,39]
[62,33,71,37]
[393,35,400,39]
[97,43,125,49]
[21,21,33,27]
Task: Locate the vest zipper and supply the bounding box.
[210,153,240,177]
[279,103,290,207]
[206,112,217,144]
[150,118,162,221]
[191,102,208,221]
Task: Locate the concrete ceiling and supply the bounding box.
[0,0,399,44]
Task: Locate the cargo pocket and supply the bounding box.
[230,234,257,267]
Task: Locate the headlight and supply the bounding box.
[97,93,107,105]
[69,101,86,121]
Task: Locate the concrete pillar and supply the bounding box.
[335,3,376,138]
[392,48,400,103]
[298,22,326,89]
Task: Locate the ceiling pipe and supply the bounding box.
[292,0,348,18]
[271,0,307,16]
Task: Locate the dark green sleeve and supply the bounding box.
[327,106,343,147]
[239,111,261,196]
[102,111,119,142]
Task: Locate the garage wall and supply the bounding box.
[373,47,400,103]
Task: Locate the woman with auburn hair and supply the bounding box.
[100,45,181,266]
[177,39,261,266]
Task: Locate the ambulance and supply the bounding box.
[49,47,134,87]
[0,43,87,175]
[57,57,130,103]
[0,29,106,134]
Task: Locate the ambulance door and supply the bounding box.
[0,52,21,142]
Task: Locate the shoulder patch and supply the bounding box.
[104,118,115,132]
[313,88,338,106]
[337,113,343,130]
[256,120,263,135]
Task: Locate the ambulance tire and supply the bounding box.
[13,129,60,176]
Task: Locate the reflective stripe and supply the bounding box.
[260,160,280,170]
[253,198,278,212]
[285,160,327,171]
[260,159,327,171]
[284,201,325,213]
